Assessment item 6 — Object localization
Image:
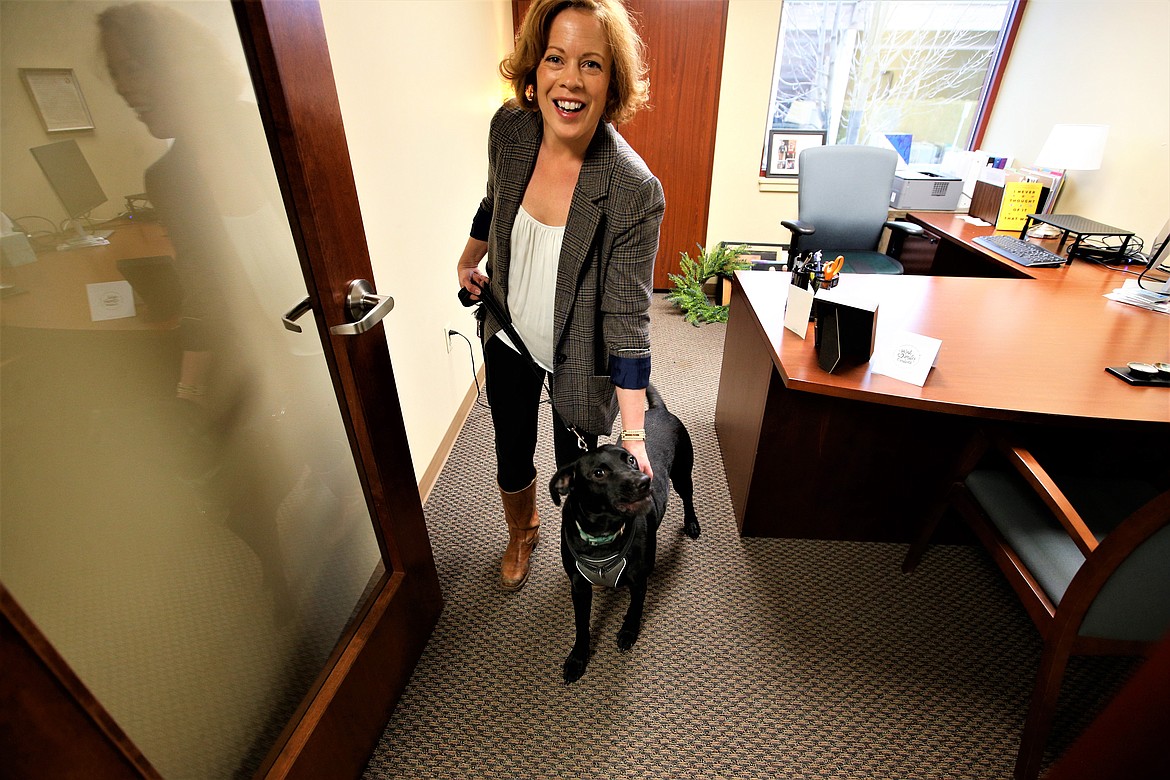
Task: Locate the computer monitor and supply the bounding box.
[1147,218,1170,269]
[29,139,112,250]
[1138,217,1170,294]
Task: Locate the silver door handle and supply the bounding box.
[282,296,313,332]
[329,279,394,336]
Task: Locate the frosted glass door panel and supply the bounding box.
[0,2,381,776]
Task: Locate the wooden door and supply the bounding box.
[239,3,442,774]
[0,1,441,777]
[617,0,728,289]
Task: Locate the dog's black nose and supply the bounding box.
[625,472,651,498]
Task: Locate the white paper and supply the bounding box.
[978,167,1007,187]
[784,284,815,337]
[86,281,136,321]
[1105,279,1169,313]
[870,330,942,387]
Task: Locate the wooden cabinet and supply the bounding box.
[896,228,941,275]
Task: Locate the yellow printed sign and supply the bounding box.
[995,181,1044,231]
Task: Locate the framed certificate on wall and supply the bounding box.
[20,68,95,133]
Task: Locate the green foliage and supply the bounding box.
[665,243,752,325]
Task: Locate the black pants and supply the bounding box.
[484,335,597,492]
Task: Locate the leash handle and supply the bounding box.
[458,283,539,372]
[460,285,593,451]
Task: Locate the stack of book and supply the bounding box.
[1015,166,1066,214]
[968,165,1066,231]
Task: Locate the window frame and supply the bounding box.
[761,0,1027,165]
[969,0,1027,149]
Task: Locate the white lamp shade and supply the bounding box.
[1034,124,1109,170]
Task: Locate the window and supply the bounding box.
[765,0,1020,166]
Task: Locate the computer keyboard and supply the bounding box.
[972,235,1066,268]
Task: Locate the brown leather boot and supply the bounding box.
[499,478,539,591]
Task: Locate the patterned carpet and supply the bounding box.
[363,294,1133,779]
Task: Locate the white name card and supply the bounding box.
[783,283,815,337]
[86,280,136,321]
[870,329,942,387]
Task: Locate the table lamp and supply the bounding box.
[1028,123,1110,237]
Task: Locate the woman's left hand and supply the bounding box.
[621,438,653,480]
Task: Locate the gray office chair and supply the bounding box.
[782,145,922,274]
[903,428,1170,780]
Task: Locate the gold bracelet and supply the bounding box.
[619,428,646,442]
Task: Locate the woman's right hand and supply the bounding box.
[457,237,490,300]
[459,266,489,300]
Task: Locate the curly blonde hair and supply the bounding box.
[499,0,650,126]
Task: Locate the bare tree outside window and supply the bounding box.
[767,0,1015,165]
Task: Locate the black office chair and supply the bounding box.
[903,427,1170,780]
[782,145,922,274]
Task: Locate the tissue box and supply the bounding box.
[1,231,36,267]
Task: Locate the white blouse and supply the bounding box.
[499,205,564,372]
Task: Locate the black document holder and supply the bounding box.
[116,255,181,322]
[815,298,877,373]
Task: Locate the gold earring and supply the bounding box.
[524,84,535,103]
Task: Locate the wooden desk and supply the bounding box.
[1,221,181,417]
[0,221,176,331]
[905,211,1146,288]
[714,269,1170,542]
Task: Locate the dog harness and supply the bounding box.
[564,520,637,589]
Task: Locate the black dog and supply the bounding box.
[549,385,700,683]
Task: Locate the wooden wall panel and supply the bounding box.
[618,1,727,289]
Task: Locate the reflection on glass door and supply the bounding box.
[0,2,381,776]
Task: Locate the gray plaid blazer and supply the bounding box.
[475,105,665,435]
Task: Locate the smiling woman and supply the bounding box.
[501,0,649,125]
[530,9,611,158]
[453,0,664,595]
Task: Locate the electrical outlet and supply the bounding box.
[443,325,452,353]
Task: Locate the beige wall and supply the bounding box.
[320,0,513,482]
[708,0,789,246]
[980,0,1170,243]
[706,0,1170,250]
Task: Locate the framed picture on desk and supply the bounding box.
[764,130,826,178]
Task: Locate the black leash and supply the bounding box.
[459,284,589,451]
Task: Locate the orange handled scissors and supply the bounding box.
[823,256,844,282]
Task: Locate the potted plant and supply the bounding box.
[665,243,751,325]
